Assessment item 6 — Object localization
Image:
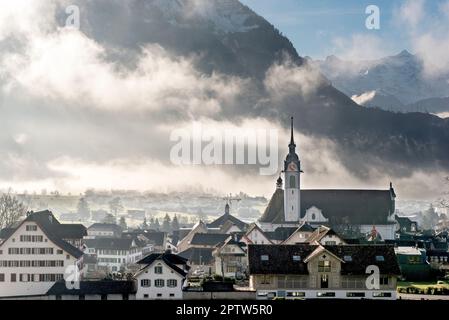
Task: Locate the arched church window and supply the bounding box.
[289,176,296,188]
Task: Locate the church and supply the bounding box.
[258,118,398,240]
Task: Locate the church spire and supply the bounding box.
[289,117,296,154]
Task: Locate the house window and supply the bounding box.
[154,266,163,274]
[261,255,269,261]
[318,261,331,272]
[311,214,316,220]
[26,225,38,231]
[380,276,389,285]
[289,176,296,188]
[325,241,337,245]
[0,274,4,282]
[226,265,237,273]
[57,250,63,255]
[141,279,151,287]
[167,279,177,288]
[157,293,162,297]
[122,294,129,300]
[66,255,70,260]
[11,274,16,282]
[261,275,271,285]
[143,294,149,299]
[169,294,175,297]
[56,295,62,300]
[155,279,165,287]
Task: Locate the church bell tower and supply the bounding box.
[284,117,302,222]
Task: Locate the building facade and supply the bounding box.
[0,211,84,298]
[248,244,400,300]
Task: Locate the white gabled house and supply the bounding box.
[0,210,84,298]
[134,251,189,300]
[213,235,248,279]
[242,223,272,245]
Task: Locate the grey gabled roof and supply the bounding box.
[47,280,136,295]
[248,244,317,275]
[190,233,229,246]
[137,252,189,277]
[178,247,214,265]
[84,238,135,250]
[207,213,248,231]
[260,189,395,225]
[0,210,84,259]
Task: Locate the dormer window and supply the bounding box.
[261,255,269,261]
[292,255,301,262]
[344,255,352,262]
[375,255,385,262]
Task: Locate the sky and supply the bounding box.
[0,0,448,200]
[241,0,447,59]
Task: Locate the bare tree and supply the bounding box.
[0,193,27,229]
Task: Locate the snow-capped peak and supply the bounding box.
[150,0,259,34]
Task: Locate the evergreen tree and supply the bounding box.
[154,218,160,230]
[162,213,171,233]
[149,217,155,230]
[171,214,180,231]
[141,217,148,230]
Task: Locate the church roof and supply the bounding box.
[260,189,395,225]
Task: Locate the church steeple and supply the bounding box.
[283,116,301,223]
[289,116,296,154]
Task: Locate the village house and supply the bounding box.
[87,223,123,238]
[0,210,84,298]
[248,244,400,300]
[134,251,189,300]
[213,235,247,279]
[83,237,151,273]
[178,247,215,276]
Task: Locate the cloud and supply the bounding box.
[396,0,426,29]
[264,58,325,100]
[331,34,390,62]
[351,91,376,106]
